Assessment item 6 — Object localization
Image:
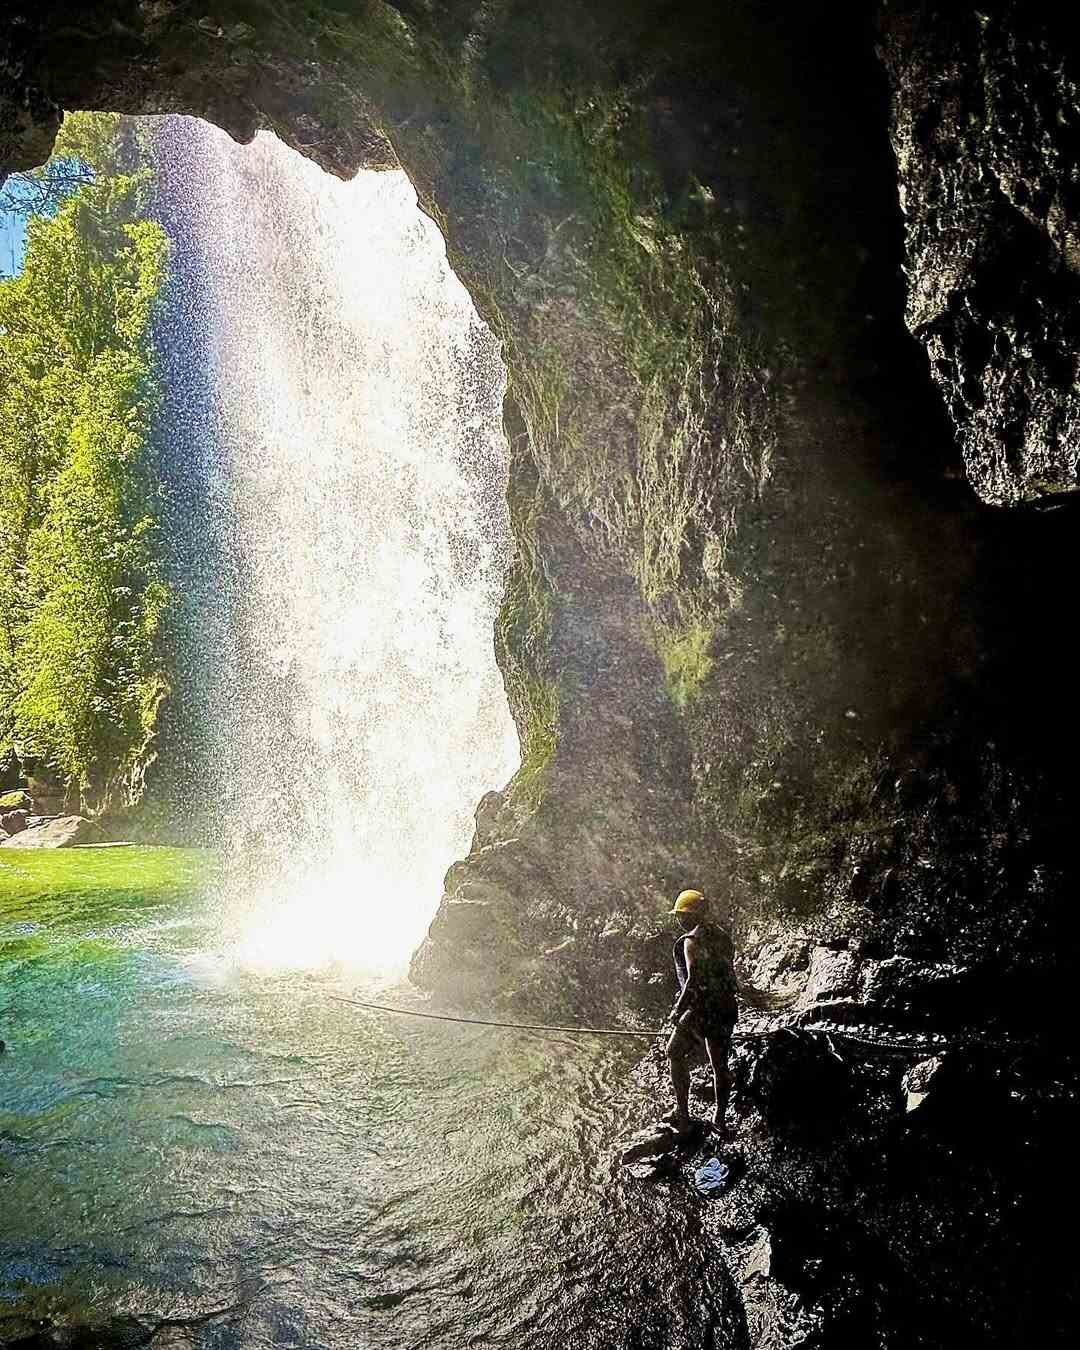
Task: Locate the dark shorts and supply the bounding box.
[668,1007,736,1058]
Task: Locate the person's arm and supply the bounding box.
[669,936,699,1022]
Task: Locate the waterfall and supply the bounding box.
[156,118,518,972]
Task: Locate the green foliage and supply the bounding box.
[0,789,32,810]
[0,113,126,221]
[0,115,170,803]
[48,111,124,174]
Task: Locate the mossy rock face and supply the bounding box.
[0,790,33,812]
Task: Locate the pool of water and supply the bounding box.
[0,850,735,1348]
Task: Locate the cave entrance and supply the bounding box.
[1,112,520,971]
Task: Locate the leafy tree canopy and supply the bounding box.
[0,112,127,220]
[0,113,170,806]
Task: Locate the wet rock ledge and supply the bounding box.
[4,1,1080,1344]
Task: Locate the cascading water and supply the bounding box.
[157,118,519,972]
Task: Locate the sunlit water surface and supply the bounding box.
[0,855,734,1347]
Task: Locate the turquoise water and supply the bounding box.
[0,850,733,1347]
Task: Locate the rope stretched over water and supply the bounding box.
[327,994,657,1037]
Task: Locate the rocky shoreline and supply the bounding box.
[615,962,1075,1345]
[0,811,104,848]
[1,772,104,848]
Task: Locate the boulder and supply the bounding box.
[470,789,508,852]
[725,1225,825,1350]
[860,956,963,1010]
[797,945,860,1009]
[745,1029,852,1134]
[0,809,29,836]
[0,814,100,848]
[616,1119,706,1174]
[426,896,493,942]
[901,1056,946,1115]
[746,933,813,1001]
[0,789,32,813]
[897,1051,1011,1144]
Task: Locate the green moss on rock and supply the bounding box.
[503,674,559,813]
[653,616,715,711]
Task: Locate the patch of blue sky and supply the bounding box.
[1,159,96,278]
[1,211,27,278]
[0,171,42,278]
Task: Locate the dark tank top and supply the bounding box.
[673,922,737,1020]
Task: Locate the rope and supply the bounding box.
[329,993,1076,1064]
[801,1025,945,1055]
[327,994,657,1038]
[328,994,963,1056]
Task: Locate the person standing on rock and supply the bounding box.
[664,889,737,1136]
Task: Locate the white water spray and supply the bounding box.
[167,121,518,973]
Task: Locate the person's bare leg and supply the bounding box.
[705,1034,731,1133]
[665,1026,693,1132]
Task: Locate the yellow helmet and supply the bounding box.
[670,888,707,916]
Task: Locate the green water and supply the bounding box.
[0,849,733,1347]
[0,845,215,936]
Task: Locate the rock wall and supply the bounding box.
[4,1,1079,1343]
[882,1,1080,504]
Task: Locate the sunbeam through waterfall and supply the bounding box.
[156,119,519,973]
